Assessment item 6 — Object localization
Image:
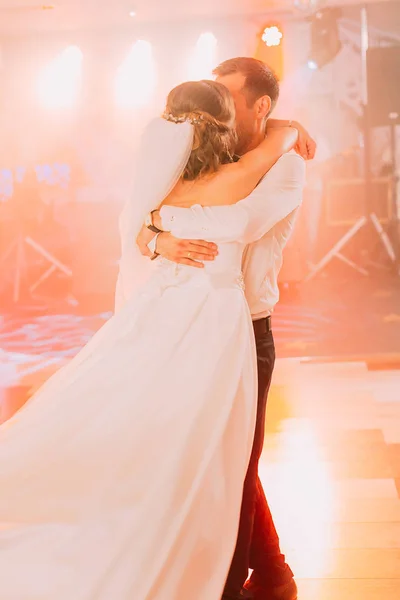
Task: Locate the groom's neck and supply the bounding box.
[240,117,269,155]
[241,130,267,155]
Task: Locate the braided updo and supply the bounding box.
[163,80,237,181]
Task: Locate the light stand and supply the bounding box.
[1,231,75,304]
[305,5,399,282]
[388,114,400,256]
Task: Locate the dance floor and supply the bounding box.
[1,354,400,599]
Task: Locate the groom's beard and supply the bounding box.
[236,120,268,155]
[235,119,262,155]
[235,129,253,156]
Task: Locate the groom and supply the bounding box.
[138,57,315,600]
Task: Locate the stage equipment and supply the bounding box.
[305,7,399,281]
[0,172,76,304]
[308,8,342,69]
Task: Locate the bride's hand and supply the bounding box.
[291,121,317,160]
[266,119,316,160]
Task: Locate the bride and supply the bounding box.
[0,79,297,599]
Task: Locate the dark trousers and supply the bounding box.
[223,324,293,598]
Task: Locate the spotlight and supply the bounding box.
[115,40,156,108]
[308,8,342,69]
[129,10,136,17]
[37,45,83,109]
[188,32,218,80]
[262,25,283,47]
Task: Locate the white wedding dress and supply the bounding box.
[0,118,262,600]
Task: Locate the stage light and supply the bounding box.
[254,23,284,80]
[129,10,136,17]
[37,45,83,109]
[115,40,156,108]
[308,8,342,69]
[307,59,318,70]
[262,26,283,47]
[188,32,218,80]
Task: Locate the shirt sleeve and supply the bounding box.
[159,153,306,244]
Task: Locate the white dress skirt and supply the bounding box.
[0,238,258,600]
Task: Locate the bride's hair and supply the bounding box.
[164,80,237,181]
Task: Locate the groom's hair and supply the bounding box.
[213,57,279,112]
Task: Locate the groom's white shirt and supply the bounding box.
[241,152,305,319]
[160,152,306,320]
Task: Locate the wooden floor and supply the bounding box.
[262,359,400,599]
[1,356,400,599]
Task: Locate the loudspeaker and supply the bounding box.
[367,46,400,126]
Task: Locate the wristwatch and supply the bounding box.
[148,232,160,261]
[145,210,163,234]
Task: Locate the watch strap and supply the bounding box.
[145,210,162,234]
[147,224,162,234]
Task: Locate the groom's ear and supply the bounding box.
[255,95,272,119]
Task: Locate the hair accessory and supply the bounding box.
[162,111,205,126]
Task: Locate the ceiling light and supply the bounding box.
[262,26,283,47]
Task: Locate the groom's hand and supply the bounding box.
[155,232,218,268]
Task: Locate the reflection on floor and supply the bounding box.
[1,357,400,599]
[1,272,400,361]
[274,275,400,358]
[264,359,400,599]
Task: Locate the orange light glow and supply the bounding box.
[254,24,284,80]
